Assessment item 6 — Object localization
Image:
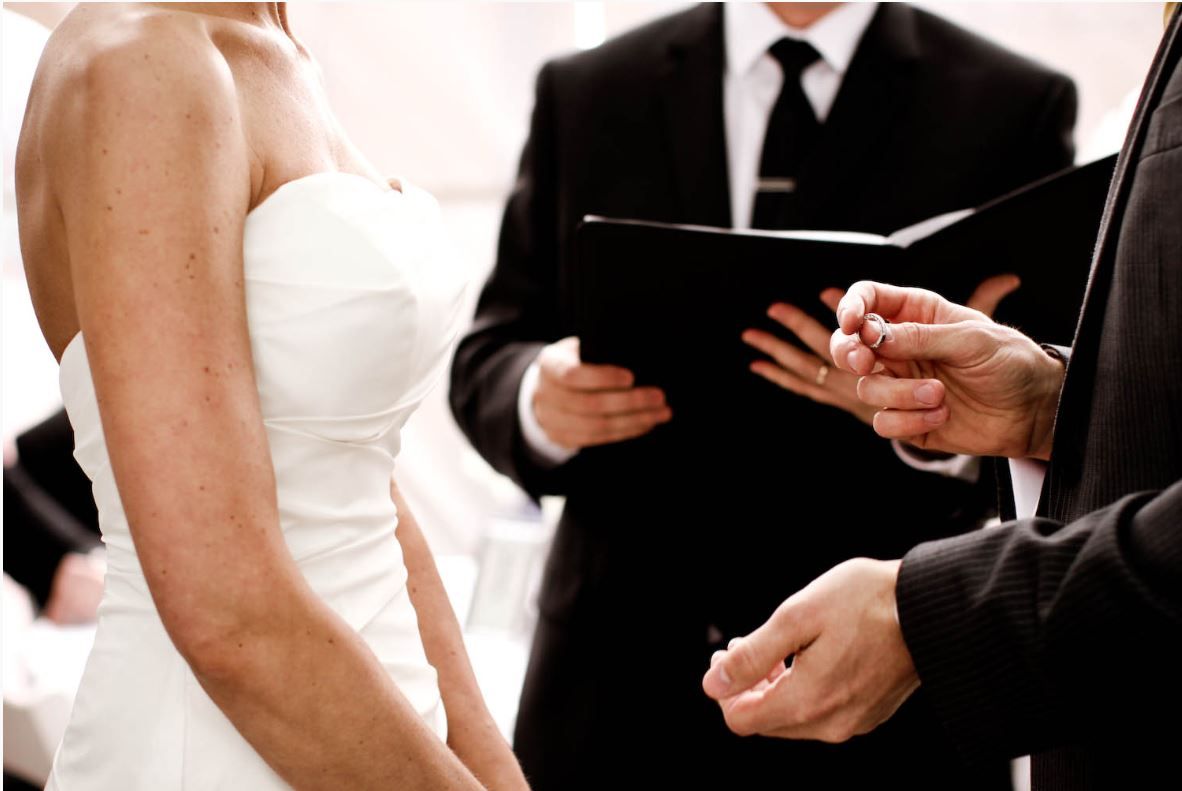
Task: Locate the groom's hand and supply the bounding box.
[701,558,919,742]
[829,280,1066,460]
[533,337,671,450]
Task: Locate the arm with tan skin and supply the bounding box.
[391,480,529,791]
[32,30,482,791]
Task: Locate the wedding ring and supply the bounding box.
[815,364,830,386]
[861,312,892,350]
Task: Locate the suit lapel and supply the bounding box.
[1044,10,1182,505]
[799,4,921,227]
[660,4,732,227]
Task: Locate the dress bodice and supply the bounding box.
[50,174,461,789]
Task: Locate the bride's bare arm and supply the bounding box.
[34,26,482,791]
[391,481,530,791]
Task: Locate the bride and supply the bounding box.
[16,3,529,789]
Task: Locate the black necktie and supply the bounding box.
[751,38,821,229]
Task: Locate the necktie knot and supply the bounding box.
[769,38,821,79]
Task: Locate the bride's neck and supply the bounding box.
[149,3,290,34]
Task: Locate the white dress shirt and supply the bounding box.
[518,2,878,464]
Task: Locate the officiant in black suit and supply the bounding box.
[450,3,1077,787]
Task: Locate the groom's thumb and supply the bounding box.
[703,602,811,700]
[873,320,985,366]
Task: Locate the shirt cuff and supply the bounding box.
[891,440,979,482]
[517,360,578,468]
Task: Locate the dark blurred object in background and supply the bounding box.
[4,408,102,613]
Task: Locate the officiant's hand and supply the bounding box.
[742,289,878,425]
[829,278,1065,459]
[701,558,919,742]
[534,337,672,450]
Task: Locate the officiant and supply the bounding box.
[449,3,1077,787]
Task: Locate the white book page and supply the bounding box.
[887,207,976,249]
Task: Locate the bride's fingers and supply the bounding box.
[819,288,844,313]
[856,375,945,410]
[743,327,825,377]
[967,273,1020,318]
[764,304,833,360]
[871,404,949,439]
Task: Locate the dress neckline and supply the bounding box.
[247,170,400,220]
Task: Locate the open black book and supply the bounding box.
[573,155,1115,430]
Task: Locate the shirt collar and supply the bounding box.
[724,2,879,78]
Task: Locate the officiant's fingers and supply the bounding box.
[871,404,949,439]
[856,375,945,410]
[535,404,671,448]
[765,304,833,360]
[551,362,635,390]
[967,273,1020,318]
[559,386,667,416]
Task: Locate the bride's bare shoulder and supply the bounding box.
[29,5,237,122]
[18,5,255,203]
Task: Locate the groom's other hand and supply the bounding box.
[533,336,672,450]
[829,280,1066,460]
[701,558,919,742]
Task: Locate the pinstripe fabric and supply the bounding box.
[896,11,1182,791]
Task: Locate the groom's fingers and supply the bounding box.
[702,601,814,700]
[872,404,949,440]
[835,281,925,334]
[870,320,991,366]
[856,375,945,410]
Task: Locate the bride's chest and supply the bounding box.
[241,175,464,426]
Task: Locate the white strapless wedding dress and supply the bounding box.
[47,174,463,789]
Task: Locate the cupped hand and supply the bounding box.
[701,558,919,742]
[533,337,671,450]
[829,278,1065,459]
[743,289,877,425]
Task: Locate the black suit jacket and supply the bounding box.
[450,4,1077,788]
[4,409,101,606]
[897,11,1182,791]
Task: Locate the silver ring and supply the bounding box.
[815,364,830,386]
[862,313,892,350]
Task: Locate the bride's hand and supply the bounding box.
[743,289,877,425]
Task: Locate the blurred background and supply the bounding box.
[0,2,1167,787]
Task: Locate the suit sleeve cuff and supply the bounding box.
[517,360,578,467]
[896,528,1048,767]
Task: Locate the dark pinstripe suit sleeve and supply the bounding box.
[895,479,1182,765]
